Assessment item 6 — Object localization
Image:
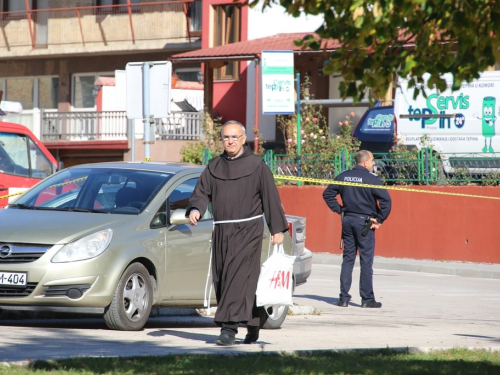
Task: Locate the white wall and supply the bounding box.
[247,5,322,141]
[248,5,323,40]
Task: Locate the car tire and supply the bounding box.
[259,305,288,329]
[104,263,153,331]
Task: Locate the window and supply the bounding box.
[96,0,140,14]
[20,167,172,212]
[38,77,58,109]
[5,78,34,110]
[73,75,96,109]
[0,76,58,111]
[175,68,202,83]
[0,132,29,177]
[72,73,113,109]
[29,137,54,179]
[2,0,35,19]
[188,0,202,33]
[0,131,55,179]
[213,5,240,81]
[151,178,211,229]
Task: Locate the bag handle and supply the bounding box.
[272,243,285,255]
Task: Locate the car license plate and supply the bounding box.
[0,271,27,287]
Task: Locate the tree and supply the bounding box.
[247,0,500,101]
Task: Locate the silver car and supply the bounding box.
[0,162,312,330]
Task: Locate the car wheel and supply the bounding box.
[259,305,289,329]
[104,263,152,331]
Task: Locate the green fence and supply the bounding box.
[202,148,500,185]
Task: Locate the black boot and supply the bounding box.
[243,325,260,344]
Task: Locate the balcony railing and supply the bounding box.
[41,110,203,142]
[42,111,128,141]
[0,0,201,50]
[155,112,203,140]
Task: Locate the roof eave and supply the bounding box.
[170,49,339,63]
[171,54,259,63]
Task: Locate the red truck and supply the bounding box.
[0,121,60,208]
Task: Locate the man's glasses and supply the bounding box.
[221,134,245,142]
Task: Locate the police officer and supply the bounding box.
[323,150,391,308]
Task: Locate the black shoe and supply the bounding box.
[243,325,260,344]
[361,301,382,308]
[336,301,348,307]
[214,332,236,346]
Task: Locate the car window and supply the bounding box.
[0,132,29,177]
[29,138,55,179]
[169,178,212,220]
[0,132,54,179]
[11,167,173,214]
[150,177,212,228]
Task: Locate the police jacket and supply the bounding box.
[323,165,392,223]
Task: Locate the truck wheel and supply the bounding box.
[104,263,152,331]
[259,305,288,329]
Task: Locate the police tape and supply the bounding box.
[0,191,24,200]
[2,175,499,202]
[274,175,500,200]
[0,177,88,202]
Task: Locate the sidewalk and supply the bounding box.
[312,252,500,279]
[152,253,500,318]
[1,260,499,362]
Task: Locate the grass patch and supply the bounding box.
[1,348,499,374]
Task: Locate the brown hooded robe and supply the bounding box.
[186,146,288,326]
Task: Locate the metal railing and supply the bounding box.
[267,149,500,185]
[0,1,200,50]
[42,110,203,142]
[42,111,128,141]
[155,112,203,140]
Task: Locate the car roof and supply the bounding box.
[68,161,205,174]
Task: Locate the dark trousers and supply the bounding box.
[339,215,376,303]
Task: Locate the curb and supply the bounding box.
[151,305,317,318]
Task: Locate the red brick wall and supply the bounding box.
[278,185,500,264]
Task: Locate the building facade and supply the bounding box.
[0,0,204,166]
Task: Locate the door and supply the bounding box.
[162,177,213,302]
[0,131,55,208]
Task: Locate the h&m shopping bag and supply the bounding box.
[256,243,295,307]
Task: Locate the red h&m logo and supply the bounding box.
[269,270,290,290]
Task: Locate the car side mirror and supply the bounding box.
[170,208,189,226]
[150,212,167,228]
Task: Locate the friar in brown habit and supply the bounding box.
[186,120,288,346]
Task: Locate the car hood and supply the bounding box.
[0,209,134,245]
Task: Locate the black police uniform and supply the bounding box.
[323,165,391,305]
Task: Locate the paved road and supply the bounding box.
[1,262,499,363]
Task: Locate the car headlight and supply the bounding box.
[52,229,113,263]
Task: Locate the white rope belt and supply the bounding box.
[204,214,264,315]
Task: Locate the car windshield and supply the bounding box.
[9,167,173,214]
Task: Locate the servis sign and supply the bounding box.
[261,50,295,115]
[395,71,500,154]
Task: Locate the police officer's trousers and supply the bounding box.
[339,215,376,303]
